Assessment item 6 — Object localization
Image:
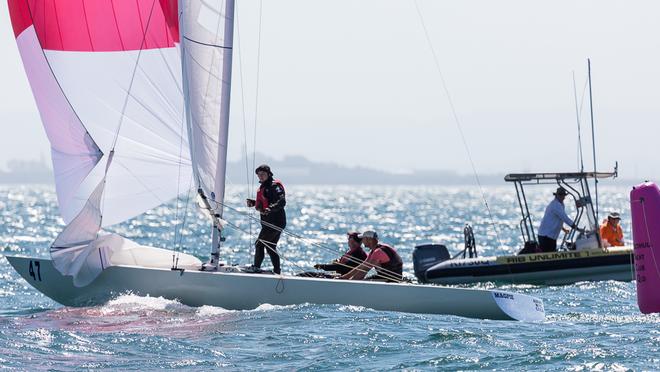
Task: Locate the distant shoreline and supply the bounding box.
[0,156,644,186]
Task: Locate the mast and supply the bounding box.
[587,59,598,221]
[572,71,585,172]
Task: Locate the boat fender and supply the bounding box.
[630,182,660,314]
[413,244,450,282]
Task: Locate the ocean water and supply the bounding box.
[0,184,657,370]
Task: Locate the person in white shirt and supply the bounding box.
[537,187,579,252]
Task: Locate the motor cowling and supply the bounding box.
[413,244,450,283]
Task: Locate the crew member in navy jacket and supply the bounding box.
[246,164,286,274]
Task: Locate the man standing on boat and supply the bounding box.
[537,187,581,252]
[600,212,624,247]
[339,231,402,282]
[246,165,286,274]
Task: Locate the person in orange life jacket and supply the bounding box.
[314,232,367,275]
[600,212,624,247]
[338,231,403,282]
[246,164,286,274]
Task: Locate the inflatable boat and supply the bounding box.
[413,170,634,285]
[413,244,632,285]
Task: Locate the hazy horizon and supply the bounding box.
[1,1,658,179]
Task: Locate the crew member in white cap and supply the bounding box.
[338,230,402,282]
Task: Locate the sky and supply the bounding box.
[1,0,659,180]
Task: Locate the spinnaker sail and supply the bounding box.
[8,0,210,284]
[9,0,191,228]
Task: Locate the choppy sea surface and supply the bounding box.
[0,184,657,370]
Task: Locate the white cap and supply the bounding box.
[358,231,378,239]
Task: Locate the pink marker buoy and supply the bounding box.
[630,182,660,314]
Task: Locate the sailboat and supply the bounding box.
[4,0,544,321]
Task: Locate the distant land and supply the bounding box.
[228,154,505,185]
[0,159,54,184]
[0,155,638,186]
[0,155,505,185]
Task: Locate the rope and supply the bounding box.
[308,247,404,282]
[220,218,390,280]
[639,198,660,280]
[627,215,635,281]
[412,0,505,252]
[217,198,406,282]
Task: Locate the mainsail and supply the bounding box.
[7,0,234,284]
[180,0,235,268]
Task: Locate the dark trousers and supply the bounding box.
[254,226,282,274]
[538,235,557,252]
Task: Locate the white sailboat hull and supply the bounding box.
[6,256,545,321]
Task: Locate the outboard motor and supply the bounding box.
[413,244,450,283]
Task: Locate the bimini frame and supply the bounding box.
[504,164,617,251]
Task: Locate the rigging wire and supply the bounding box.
[172,17,191,263]
[412,0,505,251]
[107,1,159,153]
[97,0,161,228]
[246,0,265,256]
[251,0,264,183]
[26,0,162,242]
[574,71,590,174]
[213,197,406,283]
[173,176,194,264]
[222,217,402,282]
[101,0,167,239]
[234,4,256,253]
[587,59,599,221]
[573,71,585,172]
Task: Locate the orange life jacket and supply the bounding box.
[600,221,624,246]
